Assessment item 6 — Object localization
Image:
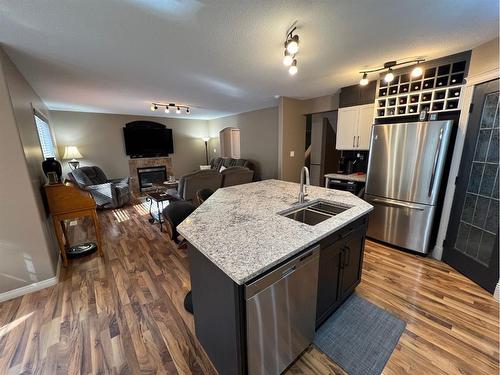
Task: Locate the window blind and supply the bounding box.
[35,115,56,159]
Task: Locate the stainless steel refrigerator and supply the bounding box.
[364,120,453,254]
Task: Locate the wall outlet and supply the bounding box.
[290,151,295,157]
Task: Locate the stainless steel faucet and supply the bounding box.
[298,166,310,203]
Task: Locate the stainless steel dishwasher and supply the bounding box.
[245,246,319,375]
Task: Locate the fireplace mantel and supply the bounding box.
[128,157,173,194]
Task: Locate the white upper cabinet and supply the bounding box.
[336,106,359,150]
[357,104,375,150]
[336,104,374,150]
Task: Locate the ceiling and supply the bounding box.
[0,0,498,120]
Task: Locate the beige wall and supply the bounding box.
[277,94,340,182]
[208,106,279,180]
[50,111,209,179]
[279,97,308,182]
[0,47,58,295]
[468,37,499,77]
[301,93,340,115]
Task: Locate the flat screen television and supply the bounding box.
[123,126,174,157]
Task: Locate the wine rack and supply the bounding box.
[375,60,466,119]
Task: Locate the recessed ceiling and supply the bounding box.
[0,0,498,119]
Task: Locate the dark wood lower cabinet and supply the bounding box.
[316,216,368,328]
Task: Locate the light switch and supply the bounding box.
[290,151,295,157]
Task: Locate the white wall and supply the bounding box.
[50,111,209,179]
[0,47,58,296]
[208,106,279,180]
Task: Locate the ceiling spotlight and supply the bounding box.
[288,59,298,76]
[176,106,181,114]
[150,104,158,111]
[283,51,293,66]
[359,72,369,86]
[186,107,191,114]
[384,68,394,83]
[165,106,170,113]
[411,64,423,78]
[286,35,299,54]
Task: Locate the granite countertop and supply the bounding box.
[177,179,373,285]
[325,173,366,183]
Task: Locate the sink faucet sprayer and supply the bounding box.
[298,166,310,203]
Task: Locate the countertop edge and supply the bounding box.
[179,206,373,285]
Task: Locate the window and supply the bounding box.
[34,114,56,159]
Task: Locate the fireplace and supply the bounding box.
[137,166,166,192]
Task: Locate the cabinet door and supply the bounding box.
[316,240,344,327]
[356,104,375,150]
[339,225,366,297]
[336,107,358,150]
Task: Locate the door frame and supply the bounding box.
[432,68,499,297]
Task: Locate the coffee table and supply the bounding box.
[146,191,180,232]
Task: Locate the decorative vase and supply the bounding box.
[42,157,62,181]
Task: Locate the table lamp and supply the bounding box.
[62,146,83,170]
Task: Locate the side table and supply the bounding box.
[146,191,179,232]
[44,182,104,266]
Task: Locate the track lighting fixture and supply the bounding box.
[289,60,298,76]
[283,50,293,66]
[384,68,395,83]
[283,25,300,75]
[285,35,299,54]
[359,72,369,86]
[411,63,423,78]
[149,102,191,115]
[358,59,425,86]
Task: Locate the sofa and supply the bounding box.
[210,157,253,172]
[167,169,223,204]
[68,166,131,209]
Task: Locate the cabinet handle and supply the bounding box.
[345,247,350,267]
[353,136,355,147]
[357,136,359,147]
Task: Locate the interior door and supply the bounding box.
[443,79,499,293]
[336,107,358,150]
[356,104,374,150]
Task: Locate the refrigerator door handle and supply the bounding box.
[371,198,425,211]
[428,127,444,197]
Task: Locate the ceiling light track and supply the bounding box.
[282,25,300,76]
[359,59,425,85]
[150,102,191,115]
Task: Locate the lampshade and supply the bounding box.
[202,137,210,142]
[62,146,83,160]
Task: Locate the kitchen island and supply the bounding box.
[178,179,372,375]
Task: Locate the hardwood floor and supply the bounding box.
[0,200,498,374]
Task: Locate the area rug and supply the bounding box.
[314,293,406,375]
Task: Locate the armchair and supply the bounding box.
[221,166,254,187]
[166,169,222,204]
[68,166,131,209]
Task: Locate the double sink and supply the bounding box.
[281,200,351,226]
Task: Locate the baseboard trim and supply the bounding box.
[0,258,61,303]
[494,283,500,301]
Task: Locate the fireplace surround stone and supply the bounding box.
[128,157,173,194]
